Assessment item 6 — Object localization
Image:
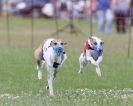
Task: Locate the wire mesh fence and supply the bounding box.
[0,14,132,57]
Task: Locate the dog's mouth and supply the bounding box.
[53,45,64,56]
[93,46,103,57]
[98,49,103,56]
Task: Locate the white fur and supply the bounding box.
[78,37,103,76]
[35,38,67,96]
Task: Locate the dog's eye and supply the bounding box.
[60,42,64,45]
[94,42,97,45]
[100,42,103,45]
[54,42,57,45]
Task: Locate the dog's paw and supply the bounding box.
[38,72,42,80]
[49,93,54,97]
[96,67,101,77]
[78,70,83,74]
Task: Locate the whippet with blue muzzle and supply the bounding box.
[34,38,67,96]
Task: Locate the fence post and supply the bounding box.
[127,9,132,58]
[31,0,34,49]
[6,0,10,47]
[90,0,93,36]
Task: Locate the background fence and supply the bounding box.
[0,15,133,57]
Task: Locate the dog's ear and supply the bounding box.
[60,41,67,45]
[63,42,67,45]
[58,39,67,45]
[101,41,104,45]
[89,37,95,44]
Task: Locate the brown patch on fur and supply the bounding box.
[34,41,45,62]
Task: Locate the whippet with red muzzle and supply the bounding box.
[79,36,104,76]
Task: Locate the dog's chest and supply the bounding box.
[90,50,98,61]
[51,54,62,68]
[54,55,62,63]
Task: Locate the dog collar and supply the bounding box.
[53,62,60,68]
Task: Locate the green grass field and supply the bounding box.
[0,17,133,106]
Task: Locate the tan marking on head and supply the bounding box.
[91,36,100,40]
[51,38,67,46]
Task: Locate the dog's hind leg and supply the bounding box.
[37,60,44,80]
[78,53,85,74]
[78,62,84,74]
[34,45,44,80]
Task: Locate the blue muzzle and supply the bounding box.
[94,46,103,57]
[53,45,64,56]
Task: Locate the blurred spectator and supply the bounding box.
[2,0,21,16]
[86,0,97,22]
[60,0,67,11]
[15,0,50,18]
[59,0,86,19]
[0,0,2,16]
[65,0,86,19]
[50,0,60,18]
[113,0,130,33]
[130,0,133,26]
[42,3,54,18]
[75,0,86,19]
[59,0,68,19]
[97,0,114,33]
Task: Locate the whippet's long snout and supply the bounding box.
[95,45,103,57]
[58,47,63,53]
[53,45,64,56]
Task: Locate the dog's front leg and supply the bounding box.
[47,66,54,96]
[95,56,102,76]
[96,65,101,77]
[78,53,85,73]
[87,56,98,66]
[87,56,101,76]
[96,56,103,65]
[79,62,84,73]
[60,53,67,68]
[86,50,97,66]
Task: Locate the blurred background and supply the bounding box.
[1,1,133,105]
[0,0,132,49]
[0,0,132,22]
[0,0,132,32]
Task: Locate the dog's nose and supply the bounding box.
[58,47,63,53]
[98,49,103,56]
[99,49,102,53]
